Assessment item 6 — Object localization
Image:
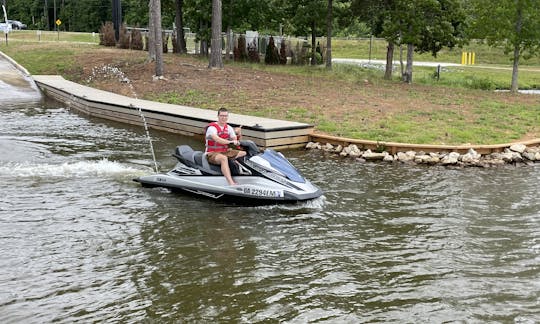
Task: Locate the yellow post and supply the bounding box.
[472,52,475,65]
[461,52,466,65]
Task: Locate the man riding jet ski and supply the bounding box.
[133,139,323,203]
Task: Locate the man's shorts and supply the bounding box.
[206,149,241,165]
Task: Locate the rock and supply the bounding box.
[414,154,431,164]
[305,142,317,149]
[509,143,526,153]
[383,154,394,162]
[526,146,540,154]
[461,148,481,164]
[323,143,334,151]
[348,145,362,157]
[441,152,460,165]
[363,151,387,160]
[335,145,343,153]
[397,151,416,162]
[536,152,540,161]
[500,151,522,162]
[523,152,536,161]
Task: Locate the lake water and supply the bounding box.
[1,80,539,323]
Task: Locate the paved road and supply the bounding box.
[333,58,461,67]
[0,51,40,100]
[333,58,540,94]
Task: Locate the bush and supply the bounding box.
[264,36,280,65]
[247,39,260,63]
[131,28,143,50]
[279,39,287,65]
[99,21,116,47]
[163,32,169,53]
[234,35,248,62]
[465,76,495,90]
[304,50,323,65]
[118,24,130,49]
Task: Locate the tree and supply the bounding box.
[289,0,327,65]
[354,0,466,83]
[470,0,540,92]
[326,0,333,69]
[150,0,164,77]
[209,0,223,68]
[174,0,187,54]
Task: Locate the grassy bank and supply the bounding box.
[1,37,539,145]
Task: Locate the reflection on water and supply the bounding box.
[0,98,539,323]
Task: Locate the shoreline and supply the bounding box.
[306,141,540,167]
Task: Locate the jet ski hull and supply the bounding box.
[134,173,323,203]
[134,142,323,204]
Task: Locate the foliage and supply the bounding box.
[131,29,144,50]
[99,21,116,47]
[118,24,130,49]
[234,35,248,62]
[248,39,260,63]
[264,36,280,65]
[469,0,540,91]
[279,40,287,64]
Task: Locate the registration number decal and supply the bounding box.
[243,187,284,198]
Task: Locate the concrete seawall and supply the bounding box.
[32,75,314,149]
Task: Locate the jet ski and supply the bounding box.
[133,140,323,203]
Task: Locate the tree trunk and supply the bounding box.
[511,2,523,93]
[199,20,208,56]
[511,45,520,92]
[384,41,394,80]
[225,0,233,61]
[148,1,155,61]
[209,0,223,68]
[325,0,332,69]
[174,0,186,54]
[403,43,414,83]
[152,0,164,77]
[311,21,316,66]
[399,43,404,78]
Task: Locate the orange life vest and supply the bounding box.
[206,122,230,152]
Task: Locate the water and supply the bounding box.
[1,95,539,323]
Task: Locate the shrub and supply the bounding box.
[234,35,248,62]
[264,36,280,65]
[131,28,143,50]
[163,32,169,53]
[99,21,116,47]
[279,39,287,65]
[247,39,260,63]
[118,24,130,49]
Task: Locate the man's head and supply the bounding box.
[217,107,229,123]
[218,107,228,116]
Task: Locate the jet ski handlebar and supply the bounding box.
[238,140,260,157]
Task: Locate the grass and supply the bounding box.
[1,33,539,145]
[148,90,219,108]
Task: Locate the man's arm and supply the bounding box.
[209,127,238,145]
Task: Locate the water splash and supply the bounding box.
[0,159,146,178]
[84,64,158,172]
[85,64,138,98]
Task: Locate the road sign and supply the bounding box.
[56,19,62,26]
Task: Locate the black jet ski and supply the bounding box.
[133,140,323,203]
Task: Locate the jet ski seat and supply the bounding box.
[174,145,241,176]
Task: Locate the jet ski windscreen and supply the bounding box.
[260,149,305,183]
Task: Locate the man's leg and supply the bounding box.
[214,153,237,185]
